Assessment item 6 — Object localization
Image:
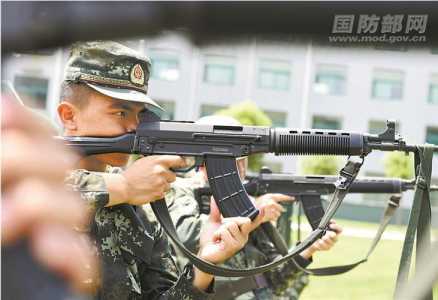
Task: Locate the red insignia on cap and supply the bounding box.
[130,64,145,86]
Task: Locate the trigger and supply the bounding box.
[171,156,204,173]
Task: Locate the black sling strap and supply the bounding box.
[150,157,363,277]
[203,192,401,299]
[394,146,434,300]
[294,194,401,276]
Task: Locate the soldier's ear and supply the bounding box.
[57,101,78,131]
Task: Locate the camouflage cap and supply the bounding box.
[64,40,161,109]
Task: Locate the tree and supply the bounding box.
[383,151,414,179]
[299,156,340,175]
[215,101,272,171]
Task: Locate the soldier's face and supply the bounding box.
[74,90,145,166]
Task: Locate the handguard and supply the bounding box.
[205,156,259,220]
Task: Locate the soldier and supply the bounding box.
[59,41,264,299]
[164,115,342,300]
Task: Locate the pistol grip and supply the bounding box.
[205,156,259,220]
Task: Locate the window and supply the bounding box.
[199,104,226,117]
[368,120,400,134]
[149,50,180,81]
[372,69,404,100]
[257,59,291,91]
[312,116,341,130]
[428,74,438,104]
[203,55,235,85]
[13,75,48,110]
[265,111,287,127]
[313,65,346,96]
[149,100,175,120]
[426,127,438,145]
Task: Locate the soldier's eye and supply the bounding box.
[115,111,127,118]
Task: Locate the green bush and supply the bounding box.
[383,151,414,179]
[299,156,341,175]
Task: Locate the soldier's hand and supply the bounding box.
[106,155,187,206]
[193,198,264,290]
[198,198,264,264]
[301,220,343,259]
[255,193,294,223]
[2,97,98,293]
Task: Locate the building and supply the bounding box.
[3,31,438,212]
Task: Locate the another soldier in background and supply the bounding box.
[164,115,342,300]
[59,41,264,300]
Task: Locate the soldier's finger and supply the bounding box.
[162,180,171,194]
[317,239,330,249]
[269,194,295,203]
[163,169,177,183]
[220,227,239,249]
[209,197,222,223]
[156,155,188,169]
[311,241,322,251]
[272,211,281,221]
[320,237,334,248]
[222,216,250,227]
[212,225,227,243]
[249,208,265,231]
[2,97,57,137]
[223,222,241,241]
[223,216,252,236]
[328,223,343,234]
[271,202,284,213]
[3,131,76,186]
[31,224,98,292]
[324,231,338,243]
[2,180,87,244]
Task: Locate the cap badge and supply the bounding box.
[130,64,145,86]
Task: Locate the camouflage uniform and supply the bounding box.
[162,175,311,300]
[66,167,214,300]
[62,41,213,300]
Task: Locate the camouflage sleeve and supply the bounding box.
[252,228,312,296]
[165,178,208,253]
[139,212,214,300]
[64,169,110,211]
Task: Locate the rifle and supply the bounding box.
[247,168,438,230]
[195,170,420,220]
[61,112,420,220]
[60,111,438,277]
[194,170,437,255]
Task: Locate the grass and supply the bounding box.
[298,219,437,300]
